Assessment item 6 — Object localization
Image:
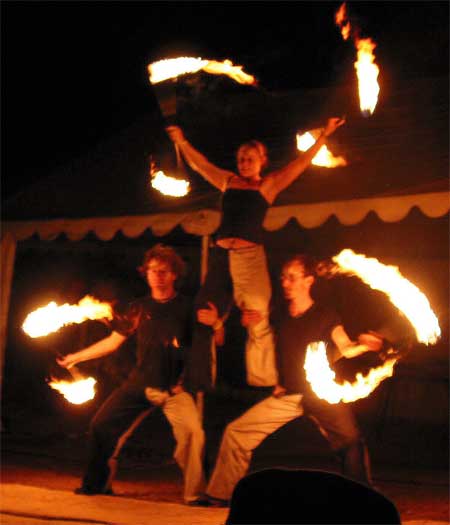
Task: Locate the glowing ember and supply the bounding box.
[296,131,347,168]
[151,170,190,197]
[22,295,113,338]
[335,3,380,115]
[148,57,256,85]
[304,341,398,403]
[48,376,96,404]
[333,249,441,345]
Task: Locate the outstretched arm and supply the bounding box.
[166,126,234,191]
[56,331,127,368]
[331,325,383,359]
[260,117,345,204]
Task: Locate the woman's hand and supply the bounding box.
[323,116,346,137]
[197,301,219,327]
[166,125,186,145]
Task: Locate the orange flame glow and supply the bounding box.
[22,296,113,338]
[335,3,380,115]
[48,377,96,404]
[296,131,347,168]
[304,341,398,403]
[335,3,351,40]
[354,38,380,115]
[151,170,190,197]
[148,57,256,85]
[333,249,441,345]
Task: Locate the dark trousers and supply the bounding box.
[185,247,233,392]
[81,383,152,493]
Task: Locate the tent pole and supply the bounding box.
[196,235,210,420]
[0,232,17,413]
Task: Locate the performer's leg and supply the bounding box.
[80,384,153,494]
[303,395,372,486]
[206,394,303,501]
[185,247,233,392]
[229,245,277,386]
[162,391,206,503]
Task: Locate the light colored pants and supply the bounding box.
[229,245,278,386]
[206,392,367,501]
[162,391,207,502]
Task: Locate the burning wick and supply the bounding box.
[148,57,257,85]
[150,170,190,197]
[22,295,113,338]
[335,2,380,116]
[332,249,441,345]
[48,374,96,405]
[296,130,347,168]
[304,341,398,404]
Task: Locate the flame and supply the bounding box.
[333,249,441,345]
[22,295,113,338]
[151,170,190,197]
[48,376,96,404]
[148,57,256,85]
[304,341,398,403]
[335,3,380,115]
[354,38,380,116]
[335,3,351,40]
[296,131,347,168]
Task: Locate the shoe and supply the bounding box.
[186,497,211,507]
[74,486,114,496]
[205,495,230,508]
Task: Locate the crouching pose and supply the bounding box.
[57,244,206,505]
[203,254,383,506]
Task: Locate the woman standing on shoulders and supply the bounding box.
[166,117,345,392]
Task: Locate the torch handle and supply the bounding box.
[67,365,82,381]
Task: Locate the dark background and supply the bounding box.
[2,1,448,199]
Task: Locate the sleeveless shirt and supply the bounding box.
[215,188,269,245]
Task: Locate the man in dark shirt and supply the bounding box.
[57,244,206,504]
[203,254,383,505]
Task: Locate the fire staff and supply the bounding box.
[166,118,345,393]
[57,244,207,505]
[201,254,383,507]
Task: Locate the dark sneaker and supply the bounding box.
[74,486,114,496]
[205,495,229,508]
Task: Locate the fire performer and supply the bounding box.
[56,244,208,505]
[166,118,345,393]
[201,254,383,507]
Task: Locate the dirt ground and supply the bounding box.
[2,444,449,524]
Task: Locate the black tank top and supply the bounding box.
[215,188,269,245]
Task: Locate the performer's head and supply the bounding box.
[280,254,317,301]
[236,140,268,180]
[138,244,186,295]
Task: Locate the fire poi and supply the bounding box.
[296,130,348,168]
[22,295,110,404]
[148,56,257,197]
[335,2,380,116]
[305,249,441,403]
[22,295,113,338]
[148,57,257,86]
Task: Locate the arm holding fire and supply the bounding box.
[56,331,127,369]
[260,117,345,204]
[166,125,232,191]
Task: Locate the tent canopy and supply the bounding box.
[3,75,448,241]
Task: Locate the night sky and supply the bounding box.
[2,1,448,200]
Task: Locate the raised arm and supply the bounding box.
[260,117,345,204]
[166,125,234,191]
[56,331,127,369]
